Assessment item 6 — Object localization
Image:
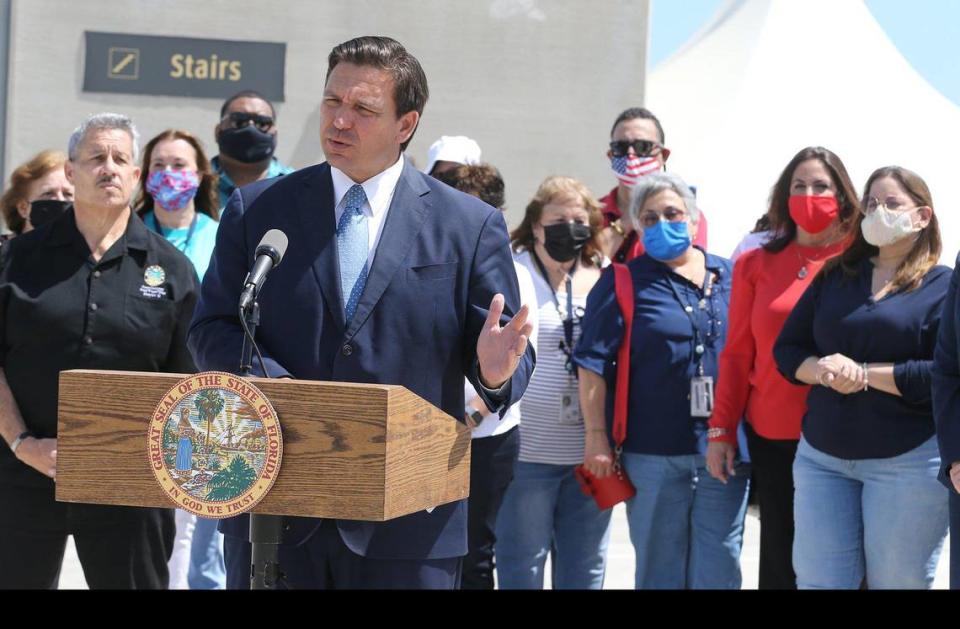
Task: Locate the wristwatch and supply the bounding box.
[465,406,484,427]
[9,431,32,455]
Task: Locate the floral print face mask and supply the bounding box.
[146,169,200,212]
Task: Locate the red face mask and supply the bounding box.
[788,195,839,234]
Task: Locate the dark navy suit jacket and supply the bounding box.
[934,255,960,488]
[187,160,534,560]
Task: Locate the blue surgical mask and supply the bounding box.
[643,221,691,261]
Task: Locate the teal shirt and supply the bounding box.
[212,156,295,209]
[142,211,220,281]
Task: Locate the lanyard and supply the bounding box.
[150,212,199,254]
[664,267,716,377]
[532,251,578,375]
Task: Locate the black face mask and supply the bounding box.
[30,200,71,229]
[217,125,277,164]
[542,222,592,263]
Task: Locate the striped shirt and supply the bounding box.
[515,250,590,465]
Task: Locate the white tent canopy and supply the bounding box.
[647,0,960,265]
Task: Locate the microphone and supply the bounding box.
[239,229,288,312]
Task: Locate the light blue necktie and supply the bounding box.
[337,184,369,323]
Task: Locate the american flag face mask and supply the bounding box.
[611,153,661,187]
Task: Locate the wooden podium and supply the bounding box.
[56,370,471,520]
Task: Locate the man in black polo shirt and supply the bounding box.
[0,113,199,589]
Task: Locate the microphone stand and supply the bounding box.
[239,299,284,590]
[239,302,260,377]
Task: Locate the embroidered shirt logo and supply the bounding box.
[144,265,166,287]
[139,285,168,299]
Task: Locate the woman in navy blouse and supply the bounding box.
[574,172,750,589]
[775,166,949,589]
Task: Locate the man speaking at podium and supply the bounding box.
[188,36,535,589]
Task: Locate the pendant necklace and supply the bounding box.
[795,247,822,280]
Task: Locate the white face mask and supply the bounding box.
[860,205,920,247]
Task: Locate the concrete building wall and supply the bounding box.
[3,0,648,225]
[0,0,10,180]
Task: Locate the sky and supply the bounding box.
[649,0,960,105]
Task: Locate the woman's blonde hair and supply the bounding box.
[510,176,603,265]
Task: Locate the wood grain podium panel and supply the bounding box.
[56,370,470,521]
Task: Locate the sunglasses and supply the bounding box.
[223,112,275,132]
[609,139,660,158]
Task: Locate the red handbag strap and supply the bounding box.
[612,263,633,447]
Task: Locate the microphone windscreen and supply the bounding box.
[255,229,289,265]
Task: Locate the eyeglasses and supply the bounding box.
[222,112,275,132]
[638,208,688,228]
[863,196,911,214]
[609,139,660,158]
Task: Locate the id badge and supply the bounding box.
[558,387,583,425]
[690,376,714,417]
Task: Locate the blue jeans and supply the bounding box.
[620,452,750,589]
[494,461,612,589]
[188,517,225,589]
[793,435,948,589]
